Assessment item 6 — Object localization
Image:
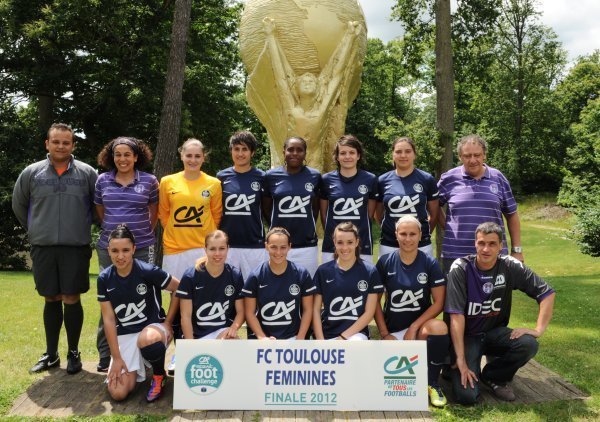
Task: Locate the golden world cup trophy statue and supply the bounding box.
[240,0,368,172]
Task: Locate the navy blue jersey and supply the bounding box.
[314,260,383,339]
[241,261,316,339]
[377,169,439,247]
[264,166,321,248]
[97,259,172,336]
[376,251,445,333]
[321,169,378,254]
[217,167,266,248]
[176,263,244,338]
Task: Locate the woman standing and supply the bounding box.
[158,138,222,373]
[375,215,449,408]
[320,135,378,263]
[376,137,439,258]
[263,137,321,276]
[98,225,179,403]
[312,222,383,340]
[178,230,245,340]
[217,131,267,278]
[95,137,159,372]
[242,227,315,340]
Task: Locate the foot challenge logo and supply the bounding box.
[383,355,419,397]
[185,354,223,395]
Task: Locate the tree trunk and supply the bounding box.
[434,0,455,259]
[38,94,54,137]
[153,0,192,262]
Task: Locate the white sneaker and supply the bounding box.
[167,354,176,376]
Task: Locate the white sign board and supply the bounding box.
[173,339,427,411]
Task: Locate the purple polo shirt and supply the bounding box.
[437,165,517,259]
[94,170,159,249]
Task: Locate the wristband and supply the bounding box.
[380,333,389,339]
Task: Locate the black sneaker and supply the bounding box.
[481,376,516,401]
[66,350,82,374]
[29,353,60,373]
[97,356,110,373]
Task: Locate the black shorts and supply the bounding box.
[30,245,92,296]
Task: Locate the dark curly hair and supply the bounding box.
[97,137,153,170]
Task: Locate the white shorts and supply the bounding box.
[327,333,368,341]
[110,323,170,382]
[199,327,228,340]
[162,248,206,280]
[321,252,373,264]
[287,246,318,277]
[378,244,434,259]
[227,248,268,279]
[389,328,409,340]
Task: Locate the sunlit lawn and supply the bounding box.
[0,195,598,420]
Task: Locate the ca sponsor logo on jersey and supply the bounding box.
[136,284,147,295]
[357,280,368,291]
[134,184,145,194]
[224,194,255,216]
[490,183,499,194]
[174,205,205,227]
[196,302,229,326]
[305,183,314,192]
[417,272,428,285]
[413,183,423,193]
[332,197,363,220]
[329,296,363,320]
[388,195,420,217]
[224,285,235,296]
[389,289,424,312]
[251,181,261,191]
[358,184,368,194]
[289,284,300,295]
[261,300,296,325]
[494,275,506,287]
[468,298,501,316]
[115,299,147,326]
[278,196,310,218]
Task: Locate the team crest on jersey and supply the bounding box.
[357,280,368,292]
[224,285,235,296]
[490,183,499,194]
[482,282,494,294]
[251,181,261,191]
[495,275,505,287]
[304,183,314,192]
[358,184,368,194]
[413,183,423,193]
[136,284,147,295]
[417,272,428,285]
[134,184,145,194]
[202,190,210,198]
[289,284,300,296]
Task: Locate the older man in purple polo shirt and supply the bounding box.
[437,134,523,273]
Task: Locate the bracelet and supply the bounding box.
[380,333,389,339]
[340,334,348,340]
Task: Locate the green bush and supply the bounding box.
[573,206,600,257]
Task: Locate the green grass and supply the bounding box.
[0,195,598,420]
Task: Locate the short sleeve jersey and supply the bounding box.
[97,259,172,336]
[376,251,445,332]
[94,170,159,249]
[217,167,266,248]
[437,166,517,258]
[176,263,244,338]
[321,169,378,255]
[314,259,383,339]
[241,261,316,339]
[264,166,321,248]
[158,171,223,254]
[377,169,439,248]
[444,255,555,336]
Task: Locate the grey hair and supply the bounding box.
[475,222,503,242]
[457,134,487,156]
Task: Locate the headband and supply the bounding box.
[112,138,140,155]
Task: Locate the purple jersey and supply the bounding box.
[376,251,445,333]
[321,169,378,255]
[97,259,171,336]
[265,166,321,248]
[94,170,159,249]
[176,263,244,338]
[217,167,266,248]
[444,255,554,336]
[241,261,316,339]
[377,168,439,248]
[437,166,517,258]
[314,259,383,339]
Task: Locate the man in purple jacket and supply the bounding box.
[445,222,555,404]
